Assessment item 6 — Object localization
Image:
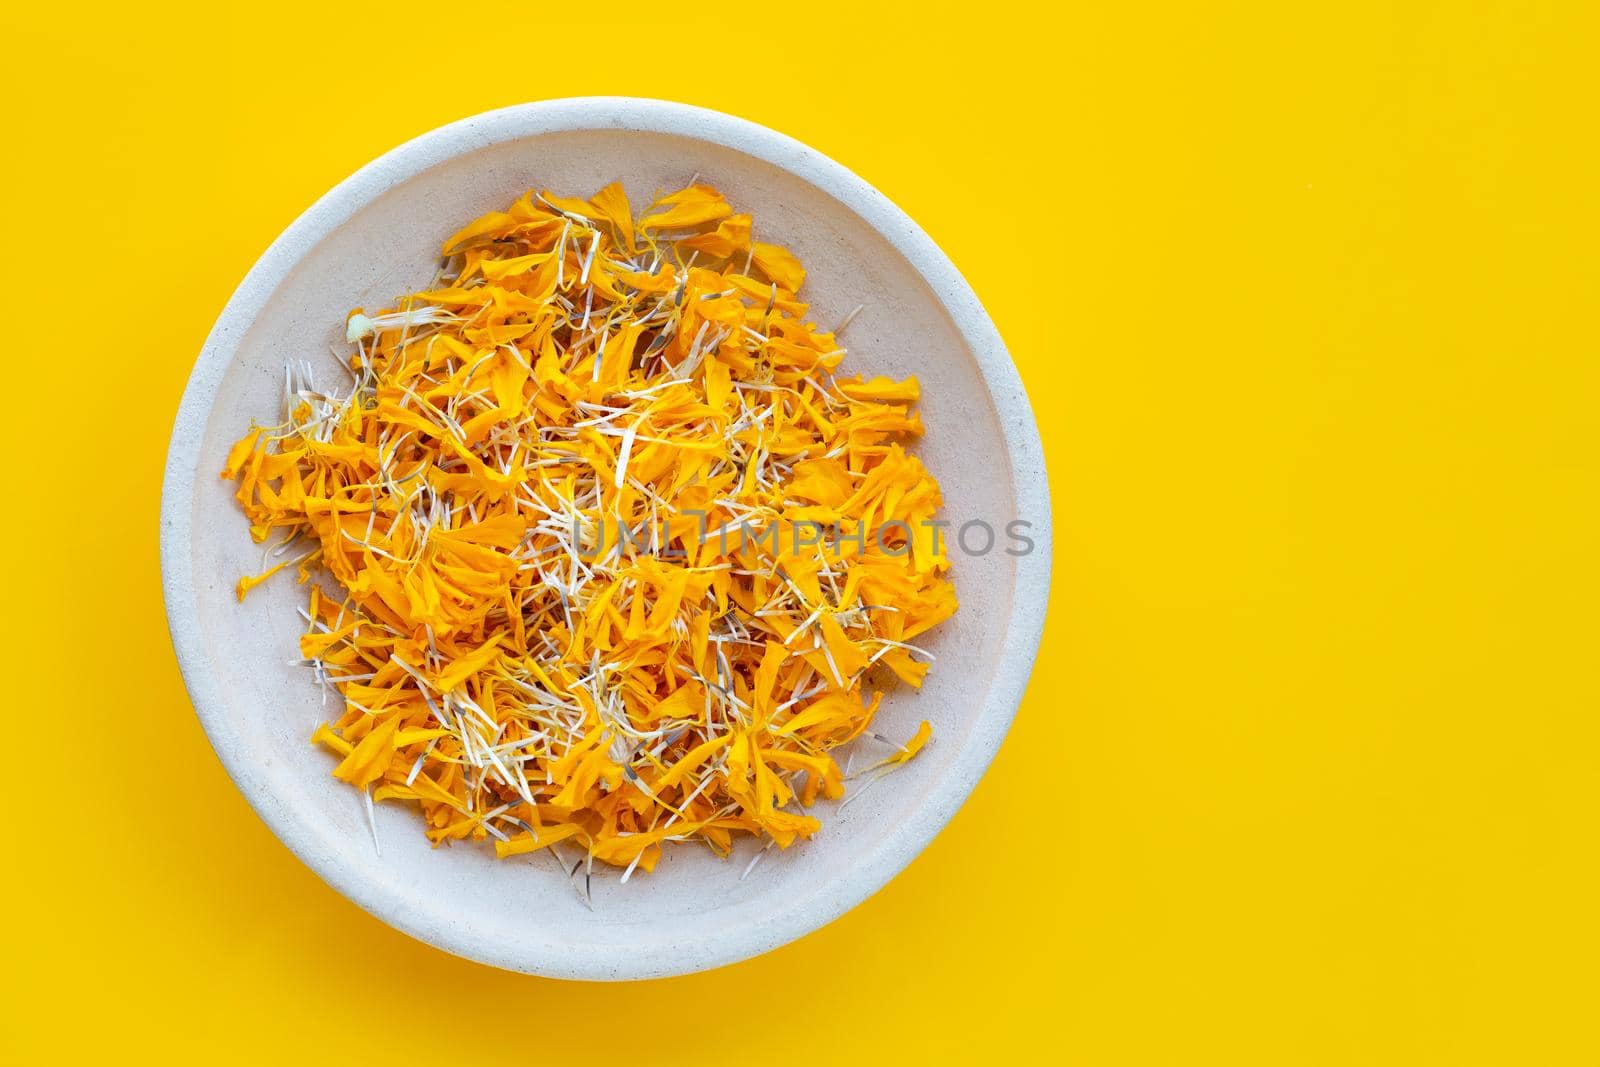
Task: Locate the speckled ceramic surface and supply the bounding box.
[160,98,1051,979]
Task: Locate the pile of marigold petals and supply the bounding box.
[223,180,956,877]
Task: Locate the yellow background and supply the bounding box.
[4,1,1596,1062]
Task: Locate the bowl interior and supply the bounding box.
[173,115,1028,977]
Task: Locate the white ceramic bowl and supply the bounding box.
[161,98,1050,979]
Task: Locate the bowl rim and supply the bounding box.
[160,96,1052,979]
